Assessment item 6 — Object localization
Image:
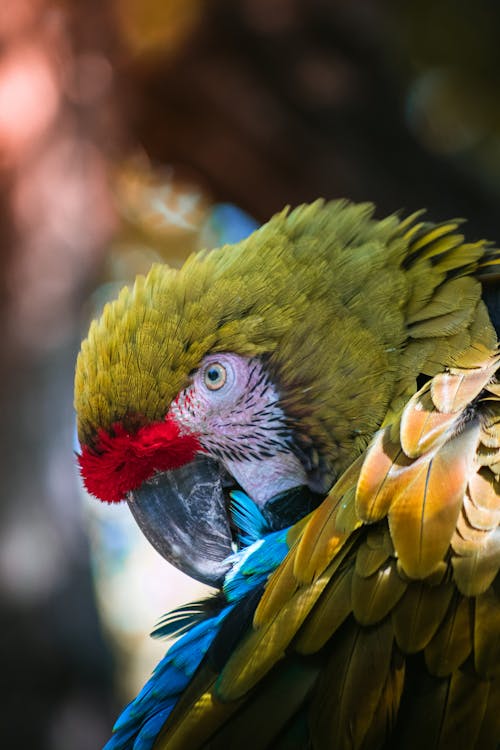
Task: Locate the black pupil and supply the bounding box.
[207,367,220,382]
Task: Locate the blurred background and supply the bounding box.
[1,1,500,747]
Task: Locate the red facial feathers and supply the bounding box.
[77,414,201,503]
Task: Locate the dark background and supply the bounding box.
[1,1,500,747]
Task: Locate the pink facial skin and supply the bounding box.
[172,353,307,506]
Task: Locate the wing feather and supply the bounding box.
[354,536,390,577]
[358,648,405,750]
[399,384,458,457]
[438,667,490,749]
[389,421,479,578]
[351,558,406,626]
[474,581,500,679]
[392,579,454,653]
[475,678,500,750]
[156,345,500,748]
[309,618,394,750]
[294,562,354,654]
[293,455,363,583]
[425,594,473,677]
[204,659,320,750]
[217,563,335,700]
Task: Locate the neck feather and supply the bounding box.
[224,452,307,507]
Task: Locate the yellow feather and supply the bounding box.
[293,456,363,584]
[202,660,320,750]
[294,563,354,654]
[438,667,490,749]
[351,559,406,626]
[358,648,405,750]
[431,354,500,412]
[355,425,407,523]
[452,528,500,596]
[392,579,454,653]
[475,678,500,750]
[464,484,500,531]
[425,594,473,677]
[474,583,500,679]
[399,383,458,458]
[414,232,464,261]
[389,421,480,579]
[406,221,462,253]
[155,683,239,750]
[217,564,333,701]
[310,619,394,750]
[354,537,390,577]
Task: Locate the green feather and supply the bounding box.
[75,200,498,485]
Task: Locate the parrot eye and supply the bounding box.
[203,363,227,391]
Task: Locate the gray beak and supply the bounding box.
[127,455,233,587]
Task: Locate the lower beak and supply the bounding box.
[127,455,233,587]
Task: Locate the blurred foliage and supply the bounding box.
[113,0,205,58]
[109,155,212,273]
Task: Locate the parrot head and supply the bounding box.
[77,345,309,584]
[75,200,498,586]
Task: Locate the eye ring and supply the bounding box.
[203,363,227,391]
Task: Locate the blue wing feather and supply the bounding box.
[229,489,271,546]
[104,608,233,750]
[104,492,290,749]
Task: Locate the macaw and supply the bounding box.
[75,200,500,749]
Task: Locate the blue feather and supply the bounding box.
[104,607,233,750]
[152,596,224,640]
[131,706,173,750]
[104,493,292,749]
[223,530,290,602]
[229,490,271,546]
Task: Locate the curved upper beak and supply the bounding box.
[126,455,233,587]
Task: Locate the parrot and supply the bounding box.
[74,200,500,749]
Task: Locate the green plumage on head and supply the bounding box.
[75,199,499,482]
